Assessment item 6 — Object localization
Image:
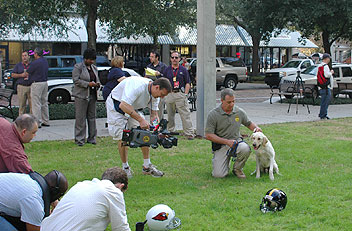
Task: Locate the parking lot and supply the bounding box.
[4,82,271,106]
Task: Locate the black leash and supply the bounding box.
[226,137,244,161]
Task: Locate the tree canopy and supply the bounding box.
[100,0,196,44]
[289,0,352,54]
[0,0,196,50]
[0,0,73,36]
[216,0,288,76]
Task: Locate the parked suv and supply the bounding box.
[2,55,110,90]
[264,58,314,88]
[189,57,247,90]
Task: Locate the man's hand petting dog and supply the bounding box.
[250,132,280,181]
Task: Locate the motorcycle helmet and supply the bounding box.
[146,204,181,231]
[260,188,287,213]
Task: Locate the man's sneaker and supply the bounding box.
[123,167,133,179]
[142,164,164,177]
[186,135,195,140]
[233,169,246,179]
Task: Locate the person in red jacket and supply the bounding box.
[0,114,38,173]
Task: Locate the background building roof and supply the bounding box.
[1,18,318,48]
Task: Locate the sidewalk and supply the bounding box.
[32,98,352,142]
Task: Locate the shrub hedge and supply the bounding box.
[281,96,352,105]
[0,102,151,120]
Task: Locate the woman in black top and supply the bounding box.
[102,56,127,101]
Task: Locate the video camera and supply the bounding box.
[122,119,178,149]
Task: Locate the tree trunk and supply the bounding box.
[86,0,98,50]
[152,34,158,50]
[322,30,331,55]
[322,30,333,68]
[251,35,260,78]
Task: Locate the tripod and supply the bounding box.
[287,71,310,114]
[188,85,197,112]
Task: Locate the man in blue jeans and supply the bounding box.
[317,53,334,120]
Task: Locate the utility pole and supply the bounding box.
[196,0,216,137]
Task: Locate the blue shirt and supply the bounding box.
[162,65,190,90]
[0,173,44,226]
[102,67,125,100]
[12,62,32,86]
[27,57,49,82]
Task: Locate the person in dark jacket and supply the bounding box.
[102,56,127,101]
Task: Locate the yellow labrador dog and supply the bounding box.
[250,132,280,181]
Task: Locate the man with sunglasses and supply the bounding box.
[41,167,131,231]
[0,170,68,231]
[163,51,195,140]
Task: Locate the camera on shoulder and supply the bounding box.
[122,119,178,149]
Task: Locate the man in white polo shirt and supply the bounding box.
[41,167,130,231]
[106,77,172,178]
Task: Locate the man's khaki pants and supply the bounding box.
[164,92,194,136]
[158,97,166,120]
[212,142,251,178]
[31,82,49,124]
[17,84,32,115]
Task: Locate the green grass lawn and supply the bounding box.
[27,118,352,230]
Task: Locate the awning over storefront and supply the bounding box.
[1,18,318,48]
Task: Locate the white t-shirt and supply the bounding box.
[109,76,159,111]
[0,173,44,227]
[41,178,131,231]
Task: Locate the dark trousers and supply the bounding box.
[319,88,331,118]
[74,95,97,145]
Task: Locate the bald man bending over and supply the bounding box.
[0,114,38,173]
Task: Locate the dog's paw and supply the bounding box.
[269,175,274,181]
[256,175,261,179]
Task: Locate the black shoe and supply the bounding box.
[41,123,50,127]
[77,143,84,146]
[326,116,330,120]
[87,141,96,145]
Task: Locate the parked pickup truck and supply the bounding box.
[189,57,248,90]
[280,63,352,98]
[264,58,314,88]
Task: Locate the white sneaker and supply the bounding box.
[142,164,164,177]
[123,167,133,179]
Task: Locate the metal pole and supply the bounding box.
[196,0,216,137]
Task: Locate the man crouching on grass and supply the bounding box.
[41,167,130,231]
[106,76,172,178]
[205,88,262,178]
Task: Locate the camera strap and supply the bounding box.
[29,171,51,218]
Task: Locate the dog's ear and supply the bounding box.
[262,136,268,146]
